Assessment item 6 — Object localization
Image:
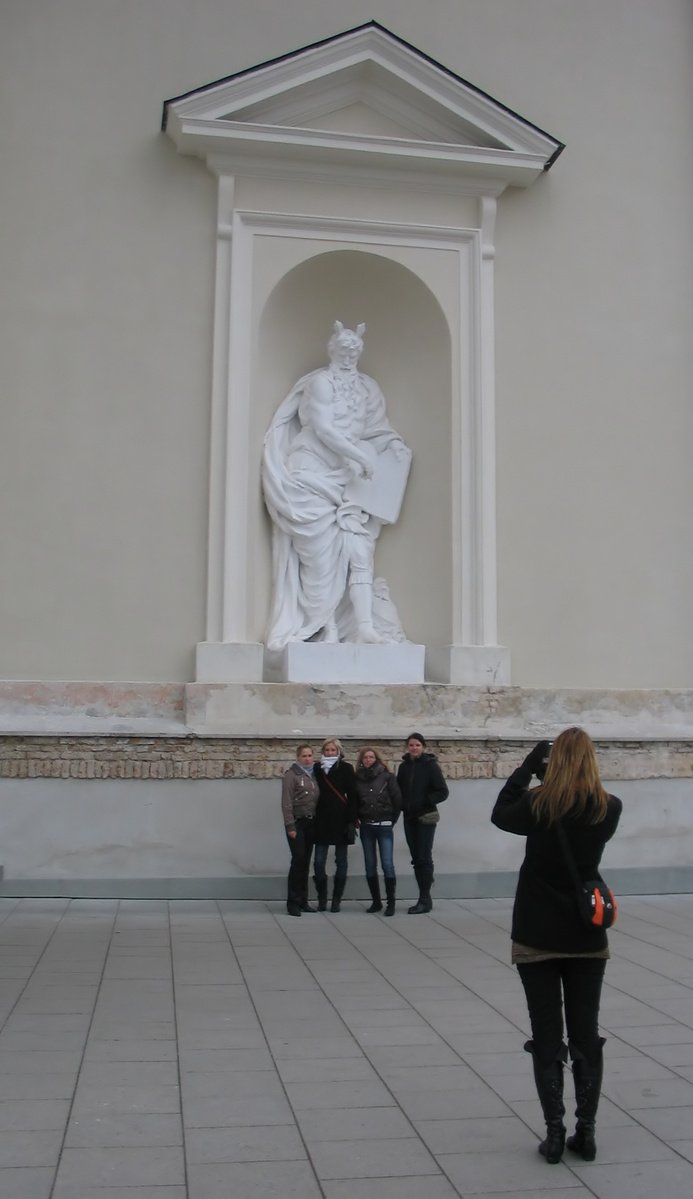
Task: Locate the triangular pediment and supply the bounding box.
[163,22,563,189]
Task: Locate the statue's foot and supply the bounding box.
[322,621,339,644]
[356,622,384,644]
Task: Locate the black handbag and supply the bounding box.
[556,821,617,930]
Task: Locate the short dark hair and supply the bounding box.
[406,732,426,746]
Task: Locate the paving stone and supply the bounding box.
[0,1167,54,1198]
[0,1129,63,1167]
[53,1145,185,1187]
[65,1112,183,1148]
[187,1159,323,1197]
[185,1123,305,1163]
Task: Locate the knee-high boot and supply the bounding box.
[331,877,346,913]
[566,1038,605,1161]
[366,875,382,913]
[408,867,432,914]
[313,875,328,912]
[524,1040,567,1164]
[384,877,396,917]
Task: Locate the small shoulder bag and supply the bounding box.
[555,821,617,930]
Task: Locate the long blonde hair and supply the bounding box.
[531,727,608,825]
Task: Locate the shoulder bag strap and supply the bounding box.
[323,773,347,806]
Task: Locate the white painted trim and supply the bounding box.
[205,174,235,643]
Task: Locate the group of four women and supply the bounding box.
[281,733,449,919]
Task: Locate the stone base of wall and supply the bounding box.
[0,866,691,901]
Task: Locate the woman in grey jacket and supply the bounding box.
[281,744,320,917]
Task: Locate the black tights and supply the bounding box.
[517,957,606,1068]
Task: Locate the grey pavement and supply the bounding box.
[1,895,693,1197]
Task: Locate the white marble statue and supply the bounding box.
[262,322,412,651]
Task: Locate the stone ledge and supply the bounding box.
[1,680,692,743]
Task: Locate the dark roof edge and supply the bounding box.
[160,19,564,166]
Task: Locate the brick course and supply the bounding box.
[1,736,690,781]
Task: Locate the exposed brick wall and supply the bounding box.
[1,736,691,781]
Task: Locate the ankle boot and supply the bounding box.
[566,1038,605,1161]
[331,877,346,913]
[524,1040,567,1164]
[366,875,382,913]
[313,875,328,912]
[384,877,396,917]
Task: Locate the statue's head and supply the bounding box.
[328,320,365,367]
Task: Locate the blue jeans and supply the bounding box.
[360,824,395,880]
[313,842,348,884]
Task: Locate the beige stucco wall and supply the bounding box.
[2,0,692,686]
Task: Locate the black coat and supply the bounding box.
[492,764,622,953]
[314,759,359,846]
[397,752,449,820]
[355,762,401,824]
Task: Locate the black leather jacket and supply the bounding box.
[355,762,401,824]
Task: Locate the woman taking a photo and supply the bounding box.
[281,744,320,917]
[491,727,622,1165]
[397,733,448,914]
[355,746,402,916]
[313,738,358,913]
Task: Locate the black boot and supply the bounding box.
[286,901,302,917]
[408,867,432,914]
[366,875,383,913]
[525,1040,567,1164]
[299,898,317,913]
[331,877,346,913]
[384,877,396,917]
[313,875,328,912]
[566,1038,605,1161]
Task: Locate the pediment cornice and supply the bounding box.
[163,22,563,190]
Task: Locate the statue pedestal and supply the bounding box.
[264,642,425,684]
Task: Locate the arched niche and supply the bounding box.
[250,249,452,648]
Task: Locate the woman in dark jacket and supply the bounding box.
[313,737,359,912]
[355,747,402,916]
[491,727,622,1166]
[396,733,449,914]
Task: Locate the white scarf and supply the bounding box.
[321,755,339,772]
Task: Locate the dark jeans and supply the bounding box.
[286,818,315,906]
[403,817,436,879]
[313,842,348,884]
[517,957,607,1067]
[360,824,395,879]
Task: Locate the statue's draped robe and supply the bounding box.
[262,369,400,650]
